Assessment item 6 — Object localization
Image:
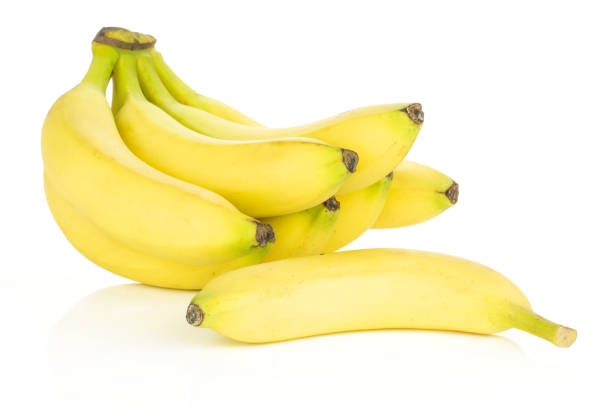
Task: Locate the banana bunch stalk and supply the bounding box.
[42,27,576,347]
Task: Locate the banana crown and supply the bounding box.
[94,27,156,50]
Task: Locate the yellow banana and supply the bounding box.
[44,175,268,289]
[41,38,273,266]
[262,197,340,262]
[373,161,458,229]
[147,49,423,194]
[111,50,356,218]
[187,249,577,347]
[322,174,393,253]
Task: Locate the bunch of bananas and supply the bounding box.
[42,28,576,347]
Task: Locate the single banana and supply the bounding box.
[187,249,577,347]
[322,174,393,253]
[41,36,273,266]
[44,175,268,289]
[373,161,458,229]
[262,197,340,262]
[109,40,356,218]
[147,49,423,195]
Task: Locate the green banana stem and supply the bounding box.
[112,52,146,112]
[508,305,577,347]
[136,54,179,109]
[149,51,196,105]
[82,43,119,91]
[150,49,263,126]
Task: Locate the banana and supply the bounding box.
[373,161,458,229]
[41,37,274,266]
[146,49,423,194]
[262,197,340,262]
[322,174,393,253]
[111,49,356,218]
[187,249,577,347]
[44,175,268,289]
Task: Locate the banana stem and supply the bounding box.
[136,54,179,109]
[508,305,577,347]
[82,44,119,91]
[150,50,197,104]
[112,52,146,112]
[150,49,263,126]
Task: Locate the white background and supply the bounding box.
[1,1,610,407]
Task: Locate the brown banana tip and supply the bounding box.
[403,103,424,125]
[323,196,340,212]
[186,303,204,327]
[445,181,459,204]
[341,149,359,173]
[255,222,275,247]
[386,171,394,180]
[93,27,156,50]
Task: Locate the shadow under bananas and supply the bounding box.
[48,283,238,350]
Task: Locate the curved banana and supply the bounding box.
[41,39,273,266]
[322,174,393,253]
[187,249,577,347]
[146,49,423,195]
[262,197,340,262]
[373,161,458,229]
[45,175,268,289]
[112,50,355,218]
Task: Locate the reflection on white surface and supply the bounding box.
[48,284,555,407]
